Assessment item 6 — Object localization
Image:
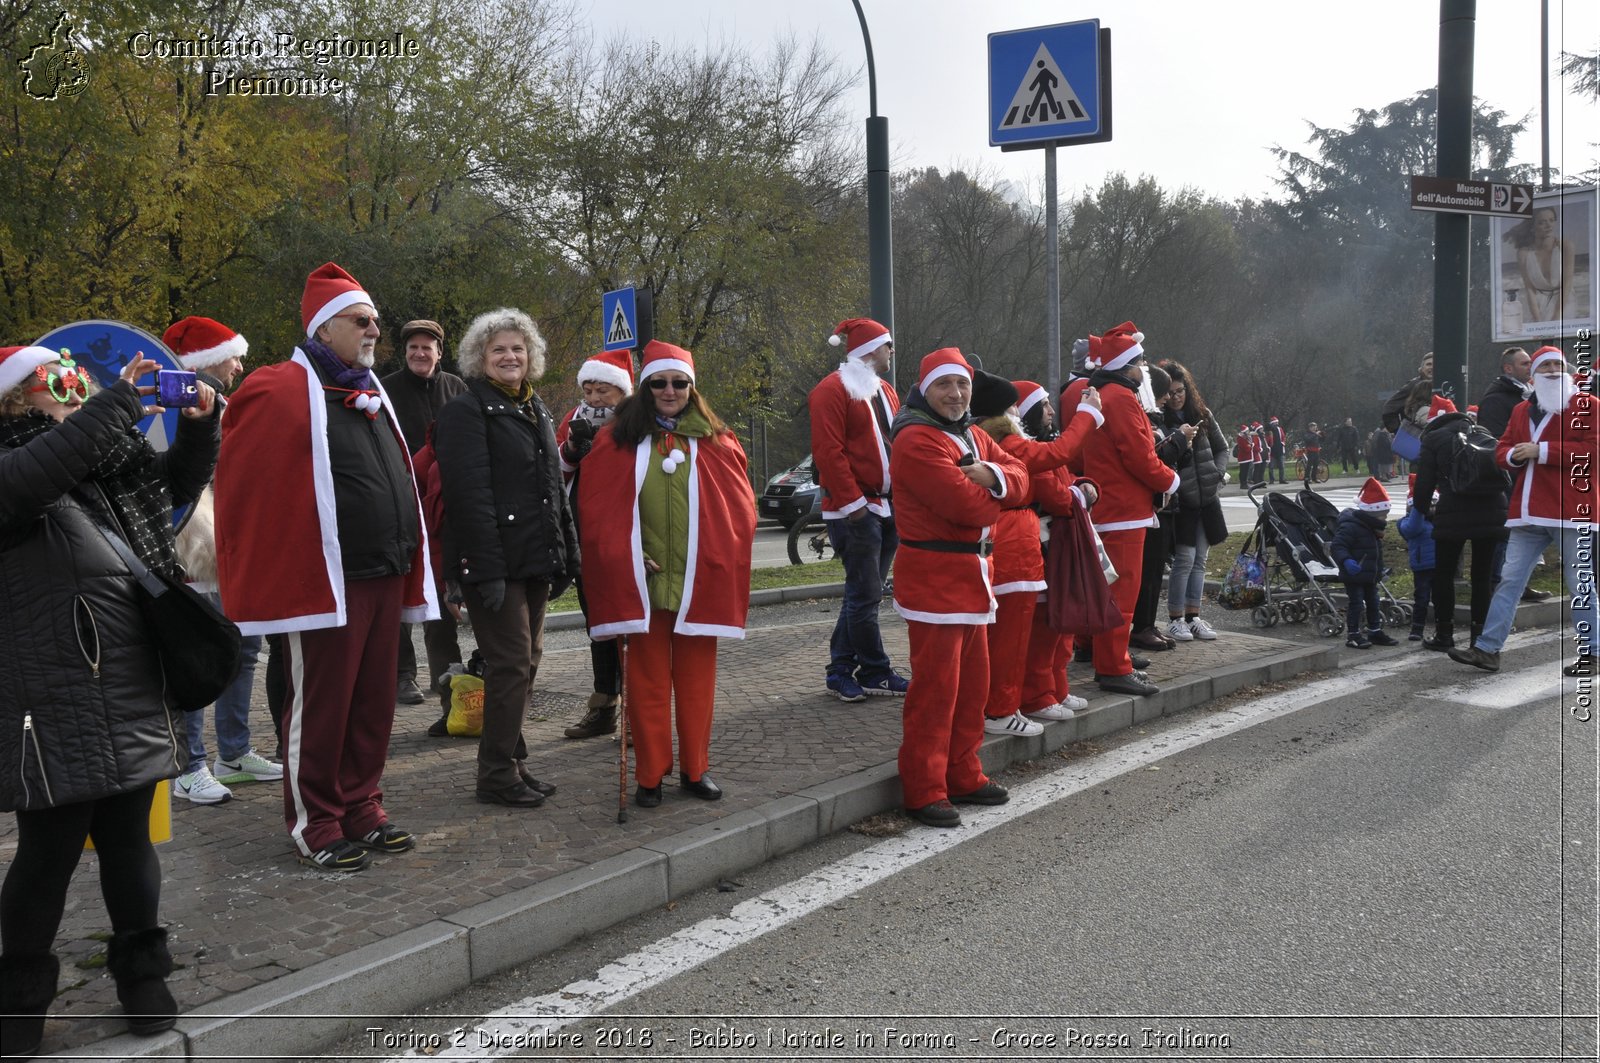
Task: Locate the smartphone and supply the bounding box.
[157,369,200,407]
[957,453,975,467]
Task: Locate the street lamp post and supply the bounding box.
[852,0,895,388]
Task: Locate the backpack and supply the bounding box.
[1448,424,1512,495]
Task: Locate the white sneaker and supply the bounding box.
[1188,617,1219,641]
[215,748,284,783]
[174,766,232,804]
[1025,703,1074,721]
[1165,619,1195,642]
[1061,694,1089,714]
[984,711,1044,737]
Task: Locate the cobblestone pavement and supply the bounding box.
[10,595,1340,1054]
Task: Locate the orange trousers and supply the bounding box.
[981,592,1036,719]
[625,610,718,788]
[1091,528,1146,678]
[1021,600,1074,713]
[900,620,990,809]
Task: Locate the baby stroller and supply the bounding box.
[1297,486,1412,630]
[1230,485,1347,636]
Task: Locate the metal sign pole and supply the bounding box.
[1044,145,1061,399]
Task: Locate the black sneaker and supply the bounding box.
[951,781,1010,806]
[1367,630,1400,647]
[1345,634,1372,649]
[351,823,415,853]
[397,678,425,705]
[300,839,370,873]
[1448,645,1501,672]
[1421,632,1456,652]
[1095,672,1159,696]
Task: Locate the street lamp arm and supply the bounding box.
[852,0,878,118]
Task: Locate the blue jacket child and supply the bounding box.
[1328,477,1396,646]
[1395,499,1436,572]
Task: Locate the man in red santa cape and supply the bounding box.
[1060,322,1181,697]
[214,262,437,874]
[889,348,1029,828]
[809,317,906,702]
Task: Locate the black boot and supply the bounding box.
[0,954,59,1058]
[564,693,618,739]
[1422,626,1455,652]
[105,928,177,1035]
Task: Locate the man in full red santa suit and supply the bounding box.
[1060,322,1181,697]
[214,262,437,874]
[889,348,1029,828]
[1451,344,1598,675]
[809,317,905,702]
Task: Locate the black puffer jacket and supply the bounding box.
[1412,411,1510,541]
[1330,508,1387,585]
[1171,409,1228,511]
[0,384,211,811]
[434,377,579,584]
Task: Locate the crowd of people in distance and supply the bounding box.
[1,263,1593,1053]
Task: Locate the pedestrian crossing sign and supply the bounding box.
[989,19,1110,149]
[602,287,637,352]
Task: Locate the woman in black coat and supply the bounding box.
[0,348,219,1055]
[1411,399,1509,651]
[434,308,580,809]
[1158,360,1229,643]
[1130,366,1193,651]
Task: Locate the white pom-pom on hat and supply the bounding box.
[828,334,842,347]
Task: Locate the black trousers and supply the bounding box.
[1432,536,1502,634]
[2,785,162,957]
[1132,514,1174,633]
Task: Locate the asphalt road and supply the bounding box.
[333,633,1598,1062]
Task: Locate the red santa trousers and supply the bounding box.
[1021,602,1073,713]
[899,620,991,809]
[281,574,404,856]
[626,610,719,788]
[981,592,1036,719]
[1091,528,1146,678]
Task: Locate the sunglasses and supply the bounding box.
[334,313,381,330]
[648,377,692,391]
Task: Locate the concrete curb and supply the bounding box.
[98,637,1341,1062]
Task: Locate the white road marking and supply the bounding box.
[1415,664,1567,709]
[387,632,1558,1061]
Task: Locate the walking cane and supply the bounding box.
[615,635,629,824]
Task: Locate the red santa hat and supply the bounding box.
[162,316,248,372]
[1426,395,1457,421]
[576,348,634,395]
[0,345,63,395]
[1251,421,1263,429]
[1531,345,1567,372]
[1269,416,1279,424]
[1099,321,1145,372]
[639,339,695,385]
[1013,380,1046,420]
[301,262,374,339]
[828,318,892,361]
[917,347,972,395]
[1355,477,1391,513]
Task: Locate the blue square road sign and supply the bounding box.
[602,287,638,352]
[989,19,1108,149]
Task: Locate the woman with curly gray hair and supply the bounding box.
[434,309,579,808]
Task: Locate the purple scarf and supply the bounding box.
[303,336,375,391]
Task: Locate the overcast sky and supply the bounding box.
[582,0,1599,202]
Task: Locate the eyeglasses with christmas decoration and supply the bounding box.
[28,357,89,403]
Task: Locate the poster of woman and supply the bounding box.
[1492,186,1596,342]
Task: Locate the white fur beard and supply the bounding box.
[1534,373,1576,412]
[1137,373,1158,413]
[838,359,881,401]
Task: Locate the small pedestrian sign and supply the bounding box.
[989,20,1110,149]
[602,287,637,352]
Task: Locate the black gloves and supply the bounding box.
[565,417,596,462]
[477,578,506,613]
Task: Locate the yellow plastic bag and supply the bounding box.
[446,673,485,737]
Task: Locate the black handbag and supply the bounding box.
[83,512,242,712]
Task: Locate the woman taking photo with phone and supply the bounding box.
[0,346,218,1055]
